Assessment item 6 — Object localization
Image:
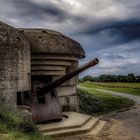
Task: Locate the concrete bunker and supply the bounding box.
[21,28,85,113]
[0,21,99,123]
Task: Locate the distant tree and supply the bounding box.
[81,74,139,83]
[118,75,128,82]
[82,75,94,82]
[106,75,118,82]
[98,74,106,82]
[97,75,118,82]
[127,73,136,82]
[136,76,140,83]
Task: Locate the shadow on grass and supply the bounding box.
[77,88,134,116]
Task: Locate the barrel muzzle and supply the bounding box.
[89,58,99,66]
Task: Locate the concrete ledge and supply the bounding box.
[44,117,99,137]
[88,120,106,136]
[37,112,105,137]
[37,112,91,132]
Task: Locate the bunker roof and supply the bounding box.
[21,28,85,59]
[0,21,29,59]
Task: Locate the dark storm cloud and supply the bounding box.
[0,0,140,76]
[10,0,68,22]
[0,0,85,27]
[101,21,140,44]
[103,54,126,60]
[74,19,140,45]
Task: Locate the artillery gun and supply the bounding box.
[20,58,99,123]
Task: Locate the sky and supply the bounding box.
[0,0,140,77]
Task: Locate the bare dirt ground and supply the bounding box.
[57,90,140,140]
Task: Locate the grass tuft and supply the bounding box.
[0,105,53,140]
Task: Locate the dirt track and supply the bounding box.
[95,105,140,140]
[94,89,140,140]
[58,89,140,140]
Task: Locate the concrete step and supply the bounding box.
[87,120,106,136]
[43,117,99,137]
[37,112,92,132]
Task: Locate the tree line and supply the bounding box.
[80,74,140,83]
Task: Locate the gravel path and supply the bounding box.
[93,88,140,140]
[95,88,140,104]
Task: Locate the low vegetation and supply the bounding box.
[0,105,52,140]
[77,86,134,116]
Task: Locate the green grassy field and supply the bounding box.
[78,83,134,115]
[80,82,140,96]
[96,82,140,89]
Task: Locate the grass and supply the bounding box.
[0,105,53,140]
[0,133,52,140]
[80,82,140,96]
[97,82,140,89]
[77,85,134,116]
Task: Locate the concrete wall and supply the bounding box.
[0,22,31,108]
[17,35,31,92]
[52,61,79,111]
[59,95,79,111]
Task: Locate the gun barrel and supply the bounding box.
[37,58,99,96]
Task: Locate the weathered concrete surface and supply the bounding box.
[37,112,91,132]
[21,28,85,58]
[37,112,105,137]
[0,21,31,107]
[59,95,79,111]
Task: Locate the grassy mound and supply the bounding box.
[77,88,134,116]
[0,105,52,140]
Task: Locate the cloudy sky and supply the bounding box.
[0,0,140,77]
